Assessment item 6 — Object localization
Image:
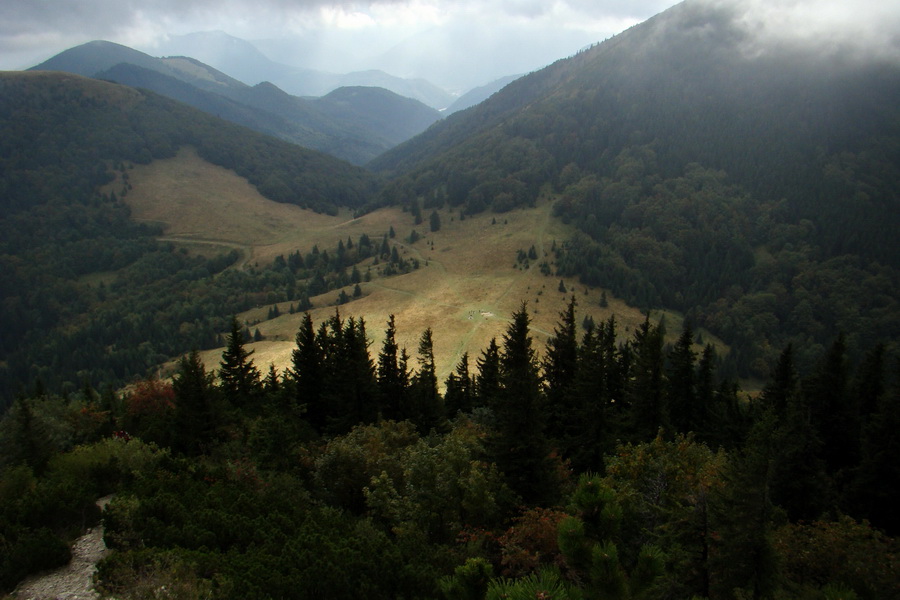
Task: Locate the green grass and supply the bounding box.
[126,148,726,384]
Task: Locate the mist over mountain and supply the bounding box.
[148,31,292,86]
[148,31,456,108]
[443,74,522,115]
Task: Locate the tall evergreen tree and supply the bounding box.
[666,322,696,434]
[429,210,441,232]
[475,338,502,410]
[377,315,410,421]
[292,313,324,429]
[543,296,580,454]
[804,334,857,475]
[172,349,215,456]
[710,410,779,600]
[444,352,474,417]
[850,343,886,433]
[694,344,716,442]
[759,344,797,419]
[769,389,831,522]
[262,364,281,395]
[410,328,444,432]
[218,316,261,408]
[490,303,555,505]
[847,355,900,535]
[625,317,666,441]
[599,316,626,409]
[568,317,607,471]
[315,310,377,434]
[329,316,378,432]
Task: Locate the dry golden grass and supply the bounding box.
[127,149,726,384]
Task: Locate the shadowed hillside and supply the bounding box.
[0,71,378,401]
[368,0,900,377]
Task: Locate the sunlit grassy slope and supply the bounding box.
[122,147,721,383]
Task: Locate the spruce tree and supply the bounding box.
[491,303,554,505]
[569,317,607,471]
[543,296,580,452]
[262,364,280,395]
[218,316,261,408]
[769,383,830,522]
[475,338,502,410]
[849,342,886,448]
[759,344,797,419]
[429,210,441,232]
[625,317,666,441]
[444,353,474,417]
[377,315,410,421]
[330,316,378,431]
[410,328,445,432]
[666,322,696,434]
[292,313,324,430]
[710,410,779,599]
[804,334,857,475]
[848,355,900,535]
[173,349,215,455]
[694,344,716,443]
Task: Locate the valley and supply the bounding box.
[118,147,699,384]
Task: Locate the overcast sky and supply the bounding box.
[0,0,678,85]
[2,1,898,91]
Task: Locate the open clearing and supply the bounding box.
[123,148,723,383]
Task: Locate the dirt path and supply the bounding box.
[14,497,113,600]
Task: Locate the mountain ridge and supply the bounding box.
[148,30,456,108]
[30,40,442,164]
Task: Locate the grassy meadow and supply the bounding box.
[121,147,721,384]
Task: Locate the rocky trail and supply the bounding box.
[14,497,113,600]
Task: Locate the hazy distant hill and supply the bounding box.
[150,30,292,87]
[443,74,522,114]
[27,39,166,77]
[94,62,396,164]
[371,0,900,376]
[31,41,442,164]
[314,86,443,147]
[151,30,456,109]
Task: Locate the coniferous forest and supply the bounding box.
[1,302,897,599]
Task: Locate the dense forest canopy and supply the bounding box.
[1,305,897,598]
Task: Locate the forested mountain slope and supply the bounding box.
[370,0,900,376]
[0,71,379,401]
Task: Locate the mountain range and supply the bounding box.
[148,30,458,109]
[29,40,444,165]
